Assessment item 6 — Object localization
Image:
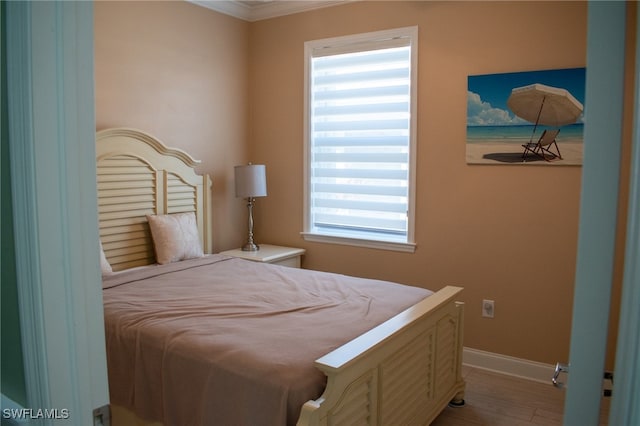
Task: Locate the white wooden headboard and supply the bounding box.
[96,128,212,271]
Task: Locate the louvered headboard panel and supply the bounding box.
[96,128,212,271]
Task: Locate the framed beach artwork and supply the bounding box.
[466,67,586,165]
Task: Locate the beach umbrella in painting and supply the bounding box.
[507,83,583,141]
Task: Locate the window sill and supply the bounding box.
[300,232,416,253]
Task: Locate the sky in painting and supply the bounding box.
[467,67,586,126]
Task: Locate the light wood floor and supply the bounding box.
[430,366,611,425]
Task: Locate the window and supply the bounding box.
[302,27,418,252]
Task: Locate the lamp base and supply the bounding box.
[242,242,259,251]
[242,197,259,251]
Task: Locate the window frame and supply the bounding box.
[302,26,418,253]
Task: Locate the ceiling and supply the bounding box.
[188,0,350,22]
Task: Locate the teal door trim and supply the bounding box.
[564,2,626,425]
[1,0,28,406]
[6,2,50,411]
[6,1,109,424]
[609,4,640,424]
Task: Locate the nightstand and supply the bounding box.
[220,244,306,268]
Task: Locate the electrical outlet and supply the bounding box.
[482,299,495,318]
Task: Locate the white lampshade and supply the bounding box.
[234,164,267,198]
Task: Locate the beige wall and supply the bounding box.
[95,0,250,252]
[95,1,632,367]
[249,1,587,365]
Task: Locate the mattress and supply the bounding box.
[102,255,432,426]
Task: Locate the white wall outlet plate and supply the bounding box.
[482,299,495,318]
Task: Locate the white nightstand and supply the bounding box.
[220,244,306,268]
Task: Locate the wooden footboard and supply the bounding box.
[297,286,465,426]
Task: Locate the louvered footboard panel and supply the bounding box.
[380,330,435,425]
[435,314,460,400]
[298,287,465,426]
[326,371,376,425]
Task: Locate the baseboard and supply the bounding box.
[462,347,556,384]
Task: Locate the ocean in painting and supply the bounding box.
[467,123,584,144]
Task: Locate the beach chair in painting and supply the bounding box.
[522,129,562,162]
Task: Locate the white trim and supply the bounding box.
[303,40,312,236]
[301,232,416,253]
[188,0,253,21]
[462,347,556,385]
[407,26,418,248]
[188,0,352,22]
[307,25,415,57]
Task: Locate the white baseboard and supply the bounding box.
[462,347,557,384]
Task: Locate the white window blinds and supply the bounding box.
[304,27,417,249]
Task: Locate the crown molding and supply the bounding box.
[188,1,352,22]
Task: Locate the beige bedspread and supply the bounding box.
[102,255,432,426]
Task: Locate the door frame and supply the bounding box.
[608,3,640,424]
[564,2,638,425]
[6,1,109,424]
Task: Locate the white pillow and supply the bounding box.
[99,240,113,274]
[147,212,204,265]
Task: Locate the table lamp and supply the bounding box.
[234,164,267,251]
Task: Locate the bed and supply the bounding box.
[97,128,465,426]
